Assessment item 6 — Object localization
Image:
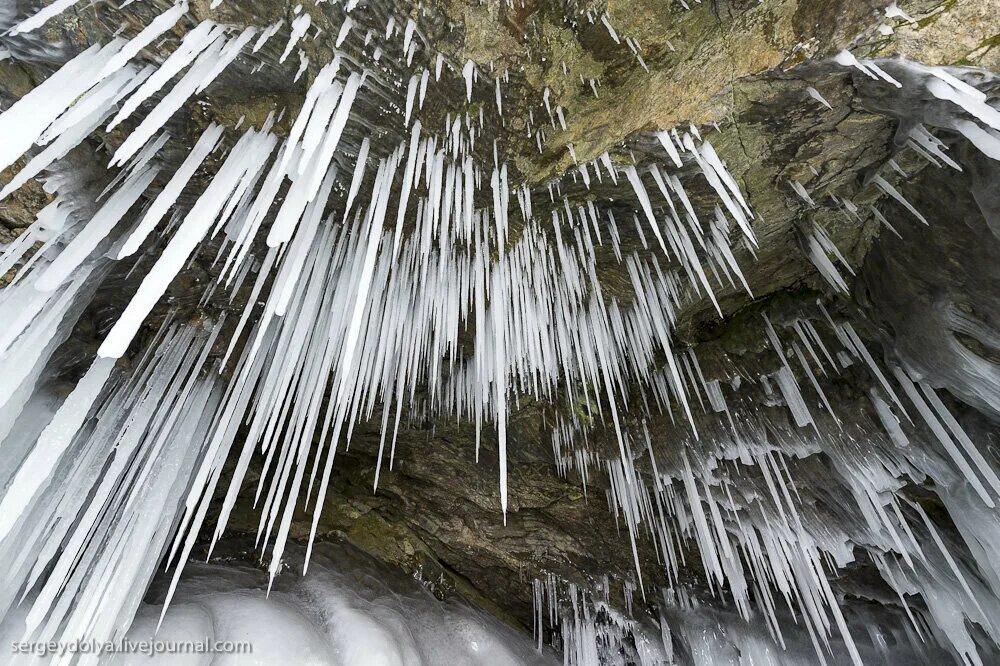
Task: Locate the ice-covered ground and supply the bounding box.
[119,543,556,666]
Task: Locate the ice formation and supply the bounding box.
[0,1,998,665]
[38,543,554,666]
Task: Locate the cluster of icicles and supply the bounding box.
[543,304,1000,665]
[798,55,1000,295]
[0,0,999,665]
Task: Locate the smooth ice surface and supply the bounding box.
[123,543,557,666]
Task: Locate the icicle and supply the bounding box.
[403,18,416,55]
[9,0,85,35]
[99,2,189,77]
[656,131,683,168]
[100,129,272,358]
[0,41,124,173]
[37,166,158,291]
[280,12,312,63]
[111,26,257,167]
[807,87,833,110]
[872,175,928,224]
[108,22,224,132]
[336,17,353,47]
[0,357,115,540]
[254,21,284,52]
[118,124,224,258]
[405,74,419,125]
[343,137,371,224]
[463,60,475,101]
[601,15,620,44]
